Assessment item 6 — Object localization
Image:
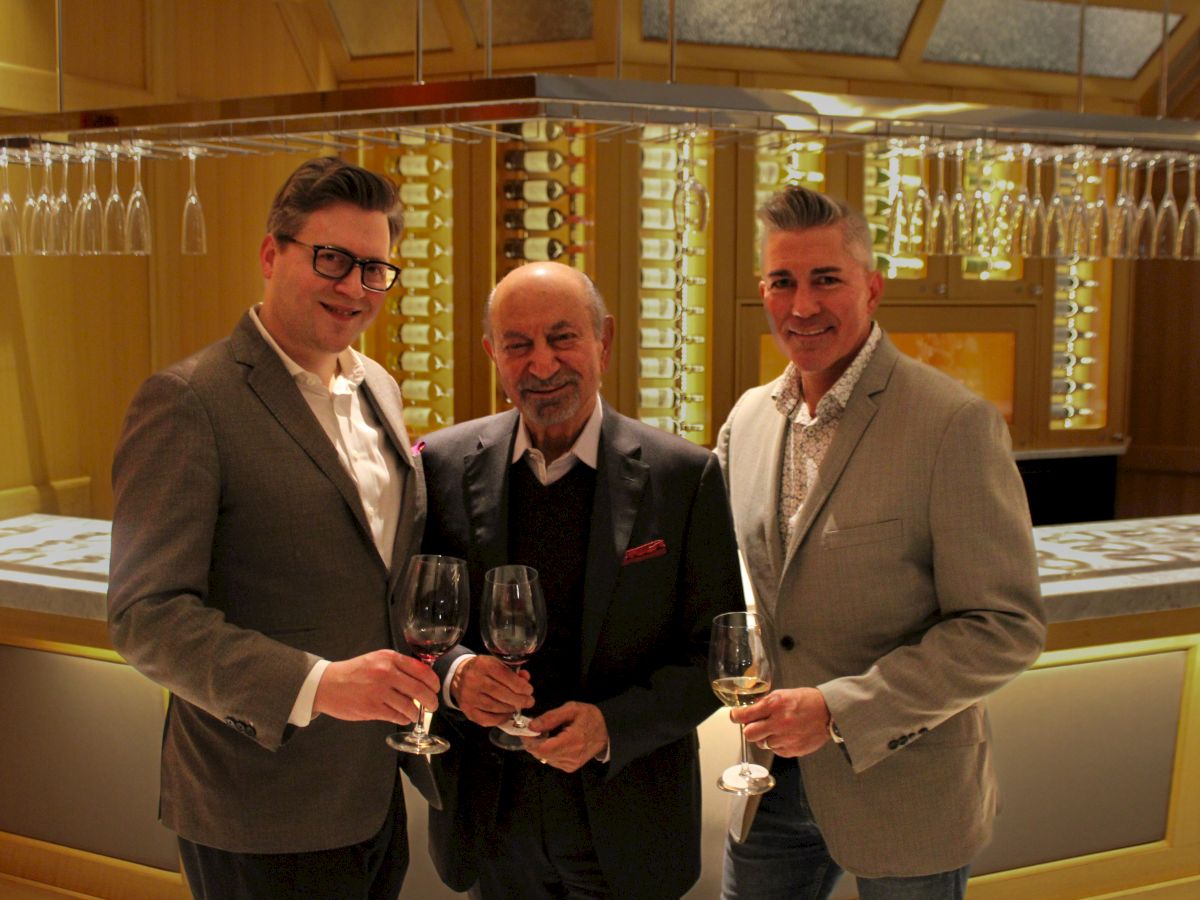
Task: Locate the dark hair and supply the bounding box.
[758,185,875,271]
[266,157,403,243]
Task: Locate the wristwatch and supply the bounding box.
[827,716,845,745]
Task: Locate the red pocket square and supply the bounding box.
[622,539,667,565]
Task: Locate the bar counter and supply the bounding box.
[1,513,1198,899]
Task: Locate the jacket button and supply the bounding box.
[888,739,900,750]
[780,635,795,651]
[224,717,236,729]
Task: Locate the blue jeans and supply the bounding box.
[722,759,970,900]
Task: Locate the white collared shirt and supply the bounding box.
[250,306,404,727]
[511,395,604,485]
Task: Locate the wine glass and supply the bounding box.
[1086,153,1111,260]
[1175,155,1200,259]
[50,148,73,255]
[1022,155,1048,257]
[948,143,969,255]
[1152,156,1179,259]
[385,554,469,756]
[709,611,775,796]
[74,148,103,256]
[1109,153,1137,259]
[181,148,207,255]
[965,139,991,257]
[907,139,933,257]
[125,146,152,255]
[928,146,953,255]
[0,149,21,255]
[1045,154,1071,259]
[481,564,547,751]
[991,145,1022,258]
[102,147,125,255]
[1131,156,1158,259]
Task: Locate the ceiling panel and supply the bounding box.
[924,0,1181,79]
[641,0,921,58]
[460,0,594,46]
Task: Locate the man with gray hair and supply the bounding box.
[717,185,1045,899]
[109,157,437,898]
[419,260,743,898]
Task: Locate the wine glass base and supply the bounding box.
[489,727,536,751]
[386,731,450,756]
[717,763,775,795]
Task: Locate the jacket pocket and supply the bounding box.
[821,518,902,550]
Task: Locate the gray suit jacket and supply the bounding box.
[420,404,743,899]
[717,333,1045,878]
[108,312,426,854]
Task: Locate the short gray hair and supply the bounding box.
[758,186,875,271]
[483,266,609,340]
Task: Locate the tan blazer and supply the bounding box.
[717,332,1045,878]
[108,312,426,854]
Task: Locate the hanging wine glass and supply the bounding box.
[907,138,933,257]
[949,143,970,255]
[1152,156,1179,259]
[1174,155,1200,260]
[992,145,1023,259]
[124,146,152,255]
[1022,154,1048,257]
[1109,153,1136,259]
[50,149,74,256]
[965,139,992,257]
[180,148,207,255]
[102,147,126,255]
[27,149,53,256]
[1131,156,1158,259]
[883,143,908,260]
[1086,153,1111,260]
[74,148,103,256]
[1045,154,1071,259]
[1065,149,1091,260]
[928,146,953,255]
[0,149,22,255]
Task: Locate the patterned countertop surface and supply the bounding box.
[1,513,1199,624]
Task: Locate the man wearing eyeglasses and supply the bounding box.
[108,157,437,898]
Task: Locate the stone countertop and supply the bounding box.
[2,513,1199,626]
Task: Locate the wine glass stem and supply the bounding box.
[511,663,528,727]
[738,722,753,777]
[411,700,429,741]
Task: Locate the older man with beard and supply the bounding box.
[417,261,743,899]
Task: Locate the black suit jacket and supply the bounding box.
[420,403,743,899]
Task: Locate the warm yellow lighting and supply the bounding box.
[773,115,819,132]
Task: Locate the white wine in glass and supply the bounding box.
[386,554,469,756]
[709,611,775,795]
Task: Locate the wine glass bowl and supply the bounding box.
[482,564,547,751]
[709,611,775,796]
[386,554,469,756]
[0,149,21,255]
[180,148,207,255]
[102,147,126,255]
[124,146,152,255]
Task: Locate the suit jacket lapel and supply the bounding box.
[231,315,377,555]
[782,336,899,572]
[463,410,520,571]
[580,406,648,677]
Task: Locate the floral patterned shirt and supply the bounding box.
[772,322,882,547]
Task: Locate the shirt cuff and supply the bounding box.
[444,653,477,710]
[288,658,330,727]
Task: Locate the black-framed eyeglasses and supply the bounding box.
[279,236,400,292]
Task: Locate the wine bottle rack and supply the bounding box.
[383,127,455,435]
[496,119,593,276]
[635,126,713,445]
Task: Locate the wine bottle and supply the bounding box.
[640,207,676,231]
[395,155,444,177]
[394,350,451,372]
[639,327,705,350]
[398,237,447,259]
[391,323,452,346]
[638,415,703,434]
[400,379,451,401]
[402,407,447,429]
[640,177,677,201]
[503,178,565,202]
[403,210,449,231]
[399,183,447,206]
[399,267,450,290]
[503,207,565,232]
[500,120,564,143]
[638,387,702,409]
[393,295,450,317]
[639,268,707,290]
[641,147,679,171]
[639,298,702,320]
[503,237,566,261]
[638,356,705,379]
[504,150,565,173]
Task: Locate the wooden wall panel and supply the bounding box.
[1116,259,1200,518]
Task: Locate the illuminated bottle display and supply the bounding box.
[638,356,704,379]
[639,327,706,350]
[398,237,446,259]
[641,147,679,170]
[503,238,567,261]
[399,267,450,290]
[402,210,449,231]
[399,183,446,206]
[395,155,443,177]
[396,295,450,317]
[396,351,450,372]
[640,177,676,201]
[638,388,702,409]
[400,379,451,402]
